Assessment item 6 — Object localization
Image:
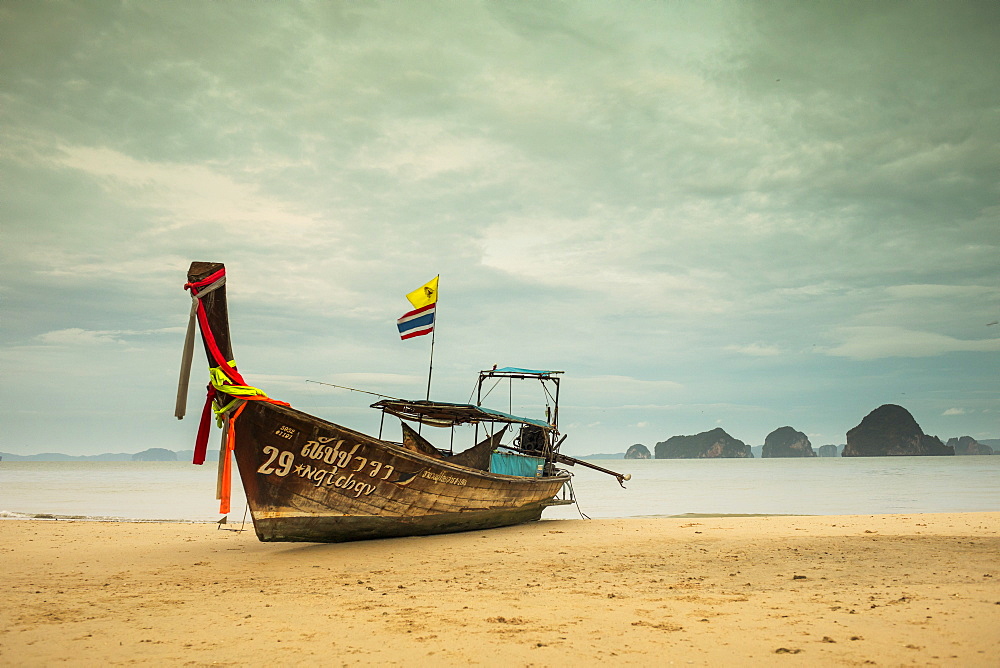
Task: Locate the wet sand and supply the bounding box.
[2,513,998,666]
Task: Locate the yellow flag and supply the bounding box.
[406,276,439,309]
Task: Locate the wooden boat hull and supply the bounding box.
[232,401,570,542]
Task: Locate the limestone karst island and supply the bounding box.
[621,404,994,459]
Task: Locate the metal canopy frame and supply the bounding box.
[474,367,564,459]
[371,366,565,462]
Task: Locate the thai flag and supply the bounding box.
[397,303,435,340]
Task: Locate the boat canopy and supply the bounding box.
[371,399,554,430]
[486,367,563,377]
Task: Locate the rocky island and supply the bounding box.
[844,404,954,457]
[946,436,994,456]
[655,428,752,459]
[624,444,651,459]
[762,426,816,458]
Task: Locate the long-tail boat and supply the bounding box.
[176,262,628,543]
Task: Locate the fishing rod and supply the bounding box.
[305,380,399,400]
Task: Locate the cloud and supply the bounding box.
[35,328,145,346]
[574,375,683,395]
[823,327,1000,360]
[725,343,781,357]
[856,284,1000,330]
[52,145,323,238]
[352,120,522,182]
[477,212,734,316]
[943,408,968,416]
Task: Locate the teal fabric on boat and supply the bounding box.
[490,451,545,477]
[491,367,561,376]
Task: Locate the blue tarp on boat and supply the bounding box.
[490,450,545,477]
[490,367,562,376]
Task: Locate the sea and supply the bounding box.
[1,456,998,523]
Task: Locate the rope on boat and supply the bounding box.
[565,478,591,520]
[217,504,249,532]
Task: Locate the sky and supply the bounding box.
[2,1,998,457]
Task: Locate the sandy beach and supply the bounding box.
[2,513,998,666]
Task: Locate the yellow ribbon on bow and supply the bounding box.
[208,363,273,425]
[208,364,270,398]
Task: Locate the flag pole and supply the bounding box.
[425,274,439,401]
[425,326,436,401]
